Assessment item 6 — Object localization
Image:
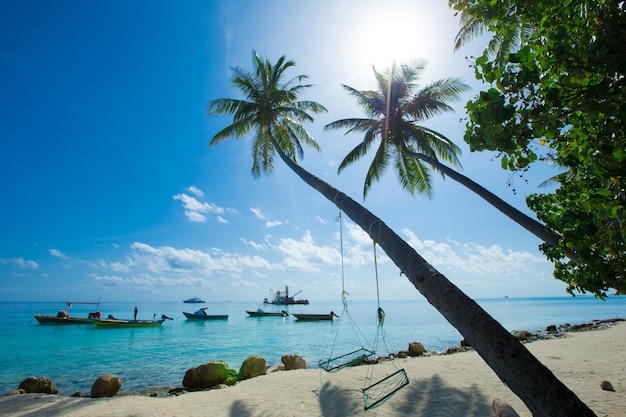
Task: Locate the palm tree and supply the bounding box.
[449,0,534,65]
[207,51,595,416]
[324,62,574,259]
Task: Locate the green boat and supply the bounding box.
[93,318,165,327]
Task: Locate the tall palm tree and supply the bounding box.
[207,51,594,416]
[325,62,573,259]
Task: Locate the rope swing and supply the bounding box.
[361,241,409,411]
[319,211,375,372]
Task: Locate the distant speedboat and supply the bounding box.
[183,307,228,320]
[33,300,103,325]
[183,297,205,303]
[292,311,339,321]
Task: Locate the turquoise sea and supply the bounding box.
[1,296,626,396]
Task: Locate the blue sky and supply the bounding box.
[0,0,570,303]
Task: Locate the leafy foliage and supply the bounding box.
[451,0,626,296]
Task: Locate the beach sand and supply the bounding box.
[2,321,625,417]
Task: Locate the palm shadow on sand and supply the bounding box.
[225,373,492,416]
[396,374,492,416]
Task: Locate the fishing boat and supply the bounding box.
[33,300,103,324]
[183,308,228,320]
[93,318,165,327]
[183,297,205,303]
[292,311,339,321]
[263,286,309,305]
[246,309,288,317]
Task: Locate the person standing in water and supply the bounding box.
[134,306,138,321]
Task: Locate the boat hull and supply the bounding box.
[246,310,287,317]
[33,315,94,325]
[93,319,165,327]
[292,313,334,321]
[183,312,228,320]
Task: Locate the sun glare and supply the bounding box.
[349,4,440,74]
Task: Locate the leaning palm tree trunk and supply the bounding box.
[408,149,576,261]
[270,137,595,416]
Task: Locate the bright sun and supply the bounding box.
[348,3,441,73]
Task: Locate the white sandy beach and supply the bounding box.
[2,322,625,417]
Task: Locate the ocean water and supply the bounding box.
[1,296,625,396]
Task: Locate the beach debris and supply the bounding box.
[492,398,521,417]
[600,380,615,391]
[239,355,266,380]
[408,341,426,357]
[18,376,59,394]
[281,354,307,370]
[182,360,238,390]
[91,373,121,398]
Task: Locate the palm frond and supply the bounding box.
[409,78,469,120]
[324,118,378,135]
[363,139,391,198]
[405,125,463,169]
[454,17,487,51]
[394,148,433,198]
[337,128,378,174]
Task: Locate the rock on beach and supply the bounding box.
[18,376,58,394]
[91,373,122,398]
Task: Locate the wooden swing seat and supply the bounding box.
[319,347,375,372]
[361,368,409,410]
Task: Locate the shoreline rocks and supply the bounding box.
[5,318,624,398]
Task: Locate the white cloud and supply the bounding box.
[110,261,130,273]
[173,192,227,223]
[250,207,265,219]
[187,186,204,197]
[265,220,283,228]
[241,238,266,251]
[0,257,39,269]
[270,231,340,273]
[185,210,208,223]
[49,248,70,260]
[401,228,550,286]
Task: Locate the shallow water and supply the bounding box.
[1,296,625,395]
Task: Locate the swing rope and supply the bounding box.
[361,241,409,410]
[319,211,375,373]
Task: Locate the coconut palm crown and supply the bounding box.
[207,50,327,178]
[325,61,469,199]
